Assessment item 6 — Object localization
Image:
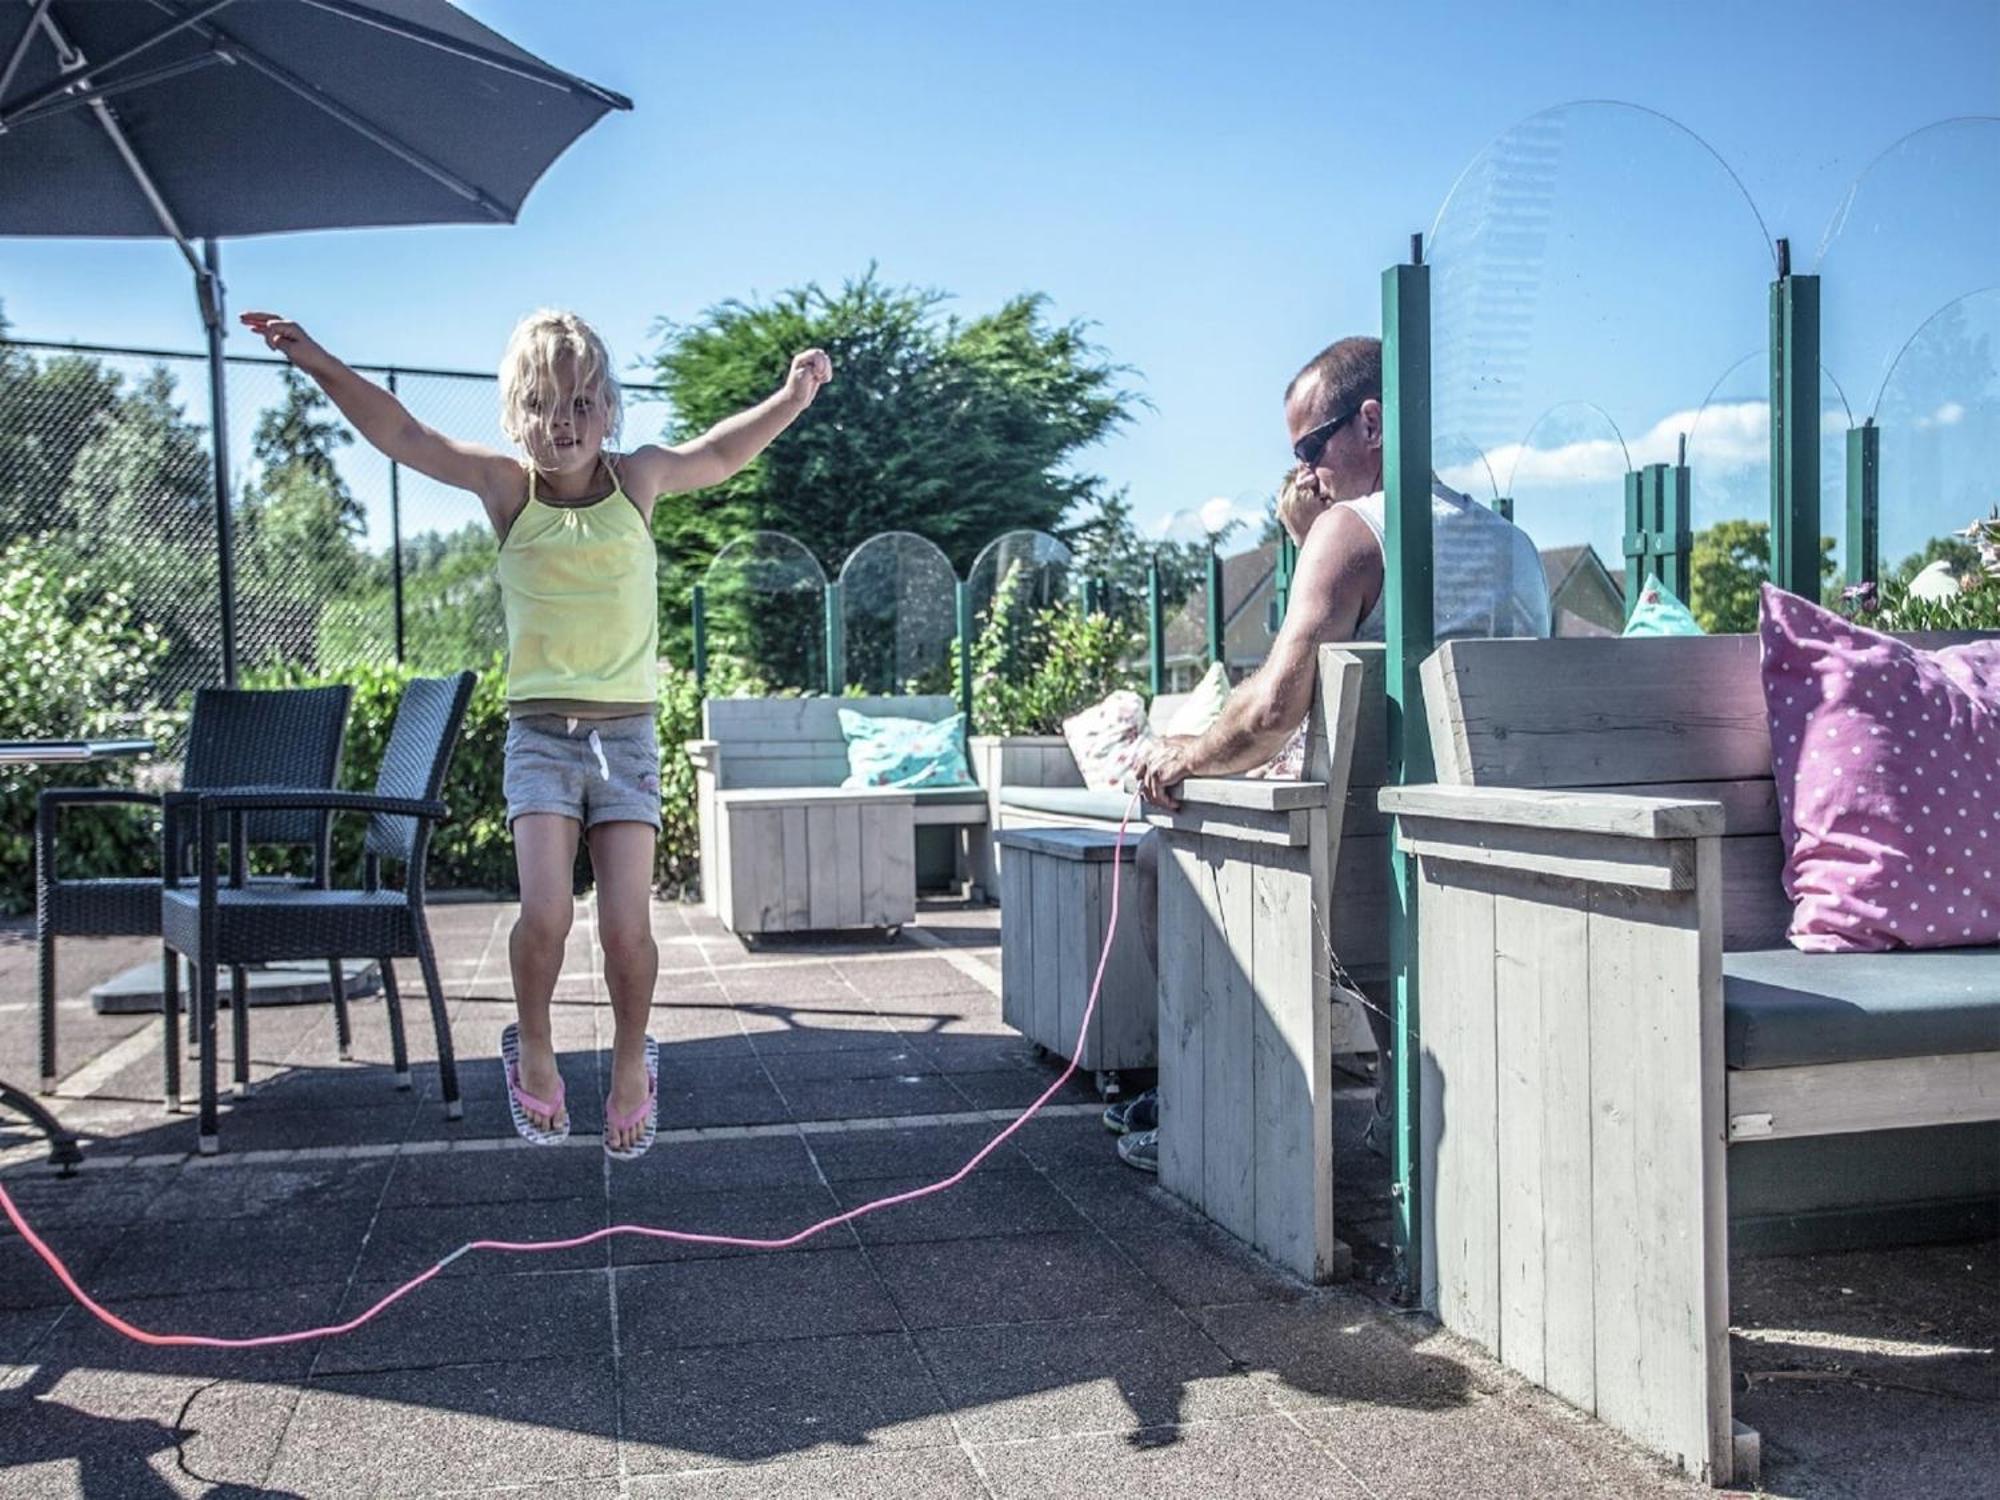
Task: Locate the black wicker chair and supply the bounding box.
[36,686,352,1099]
[162,672,476,1154]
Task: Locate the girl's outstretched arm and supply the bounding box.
[627,349,832,501]
[241,312,520,522]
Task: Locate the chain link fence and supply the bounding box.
[0,336,668,734]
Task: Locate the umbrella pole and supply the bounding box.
[199,239,238,686]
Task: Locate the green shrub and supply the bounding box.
[971,592,1138,737]
[0,543,173,914]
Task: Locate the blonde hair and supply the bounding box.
[1275,469,1329,542]
[498,308,623,453]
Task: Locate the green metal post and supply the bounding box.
[824,581,844,697]
[1661,437,1693,606]
[691,584,708,690]
[955,580,975,728]
[1205,545,1225,669]
[1846,420,1879,590]
[1770,240,1822,600]
[1383,234,1435,1299]
[1492,495,1514,522]
[1622,469,1647,617]
[1146,557,1165,698]
[1275,534,1298,621]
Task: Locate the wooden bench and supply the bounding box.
[1139,644,1388,1283]
[966,692,1193,899]
[688,695,990,918]
[1379,632,2000,1486]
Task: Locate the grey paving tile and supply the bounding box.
[971,1412,1373,1498]
[627,1446,988,1499]
[830,955,994,998]
[805,1120,1033,1182]
[245,1061,421,1113]
[917,1307,1266,1443]
[0,1366,297,1498]
[1107,1212,1313,1310]
[606,1184,852,1267]
[25,1280,344,1380]
[1195,1300,1477,1412]
[830,1169,1087,1246]
[0,1164,176,1229]
[614,1249,903,1351]
[314,1268,611,1375]
[620,1330,955,1472]
[779,1073,970,1122]
[1740,1375,2000,1500]
[945,1066,1101,1110]
[0,1305,65,1368]
[269,1358,620,1497]
[356,1195,608,1283]
[206,1097,422,1153]
[754,1042,936,1085]
[142,1157,394,1221]
[903,1031,1062,1075]
[736,1013,909,1055]
[868,1231,1171,1331]
[640,1134,817,1193]
[1293,1393,1702,1498]
[0,1225,120,1309]
[662,1072,791,1130]
[1008,1114,1128,1174]
[92,1205,374,1297]
[384,1143,606,1207]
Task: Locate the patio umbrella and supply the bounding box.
[0,0,631,680]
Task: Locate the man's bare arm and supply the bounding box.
[1136,506,1382,806]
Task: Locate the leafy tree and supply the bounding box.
[1063,489,1211,630]
[648,268,1139,660]
[1689,519,1835,633]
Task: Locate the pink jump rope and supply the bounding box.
[0,799,1142,1351]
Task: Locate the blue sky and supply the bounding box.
[4,0,1996,566]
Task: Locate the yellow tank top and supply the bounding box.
[495,464,658,707]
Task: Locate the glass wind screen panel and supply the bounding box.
[1818,117,2000,421]
[836,530,959,695]
[1428,102,1773,566]
[1875,289,2000,579]
[701,531,828,694]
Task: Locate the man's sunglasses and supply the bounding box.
[1292,407,1358,469]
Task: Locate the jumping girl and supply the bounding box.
[243,307,832,1158]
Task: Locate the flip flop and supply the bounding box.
[501,1022,570,1145]
[604,1035,659,1162]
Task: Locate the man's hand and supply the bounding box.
[783,349,833,409]
[1134,734,1197,811]
[240,312,333,376]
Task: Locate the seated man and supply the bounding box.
[1111,335,1552,1171]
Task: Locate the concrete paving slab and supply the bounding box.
[626,1444,990,1499]
[633,1134,816,1193]
[828,1170,1086,1247]
[619,1329,956,1472]
[614,1248,903,1352]
[269,1358,620,1497]
[24,1281,344,1381]
[866,1230,1172,1332]
[916,1307,1268,1443]
[91,1205,375,1297]
[804,1120,1034,1182]
[140,1157,393,1222]
[355,1196,608,1284]
[970,1411,1373,1498]
[314,1269,611,1376]
[778,1073,970,1122]
[383,1143,604,1208]
[604,1184,852,1268]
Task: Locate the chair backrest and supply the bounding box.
[183,685,351,849]
[366,673,477,866]
[705,694,960,789]
[1420,632,1998,949]
[1304,643,1390,980]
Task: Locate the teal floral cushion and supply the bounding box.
[837,708,973,789]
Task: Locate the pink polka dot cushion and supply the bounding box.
[1760,584,2000,953]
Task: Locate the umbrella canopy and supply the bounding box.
[0,0,630,682]
[0,0,631,237]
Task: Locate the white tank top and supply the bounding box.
[1338,482,1552,642]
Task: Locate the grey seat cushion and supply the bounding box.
[998,786,1134,823]
[1723,947,2000,1069]
[907,785,987,808]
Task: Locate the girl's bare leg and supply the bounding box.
[510,813,580,1129]
[588,820,659,1150]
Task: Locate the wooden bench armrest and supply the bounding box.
[685,739,721,772]
[1144,785,1328,851]
[1174,776,1329,813]
[1378,783,1726,841]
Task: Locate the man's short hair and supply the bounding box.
[1286,337,1382,425]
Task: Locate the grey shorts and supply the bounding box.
[504,713,662,831]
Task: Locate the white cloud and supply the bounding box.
[1921,401,1967,428]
